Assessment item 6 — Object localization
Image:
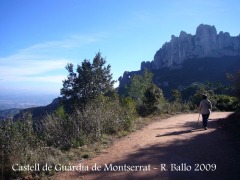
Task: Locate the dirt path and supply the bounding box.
[53,112,240,180]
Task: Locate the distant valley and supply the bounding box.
[0,93,58,119]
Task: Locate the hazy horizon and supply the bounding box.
[0,93,57,110]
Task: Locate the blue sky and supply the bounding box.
[0,0,239,98]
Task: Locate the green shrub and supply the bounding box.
[136,84,165,117]
[0,115,54,179]
[120,97,137,130]
[54,105,66,119]
[215,95,239,111]
[43,114,74,150]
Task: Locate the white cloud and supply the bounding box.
[0,58,67,76]
[0,54,68,84]
[19,34,102,54]
[0,33,104,85]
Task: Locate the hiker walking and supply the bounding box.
[199,94,212,130]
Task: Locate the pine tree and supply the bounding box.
[61,52,115,111]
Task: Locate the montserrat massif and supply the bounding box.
[141,24,240,70]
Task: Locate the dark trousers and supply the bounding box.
[202,114,210,127]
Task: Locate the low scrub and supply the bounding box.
[0,115,67,179]
[43,95,137,150]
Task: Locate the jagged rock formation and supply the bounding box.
[141,24,240,70]
[118,24,240,99]
[119,24,240,90]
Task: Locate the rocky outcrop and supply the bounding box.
[141,24,240,70]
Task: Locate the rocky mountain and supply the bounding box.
[141,24,240,70]
[119,24,240,97]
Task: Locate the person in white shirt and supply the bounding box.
[199,94,212,130]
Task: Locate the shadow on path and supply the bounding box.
[155,120,216,137]
[74,118,240,180]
